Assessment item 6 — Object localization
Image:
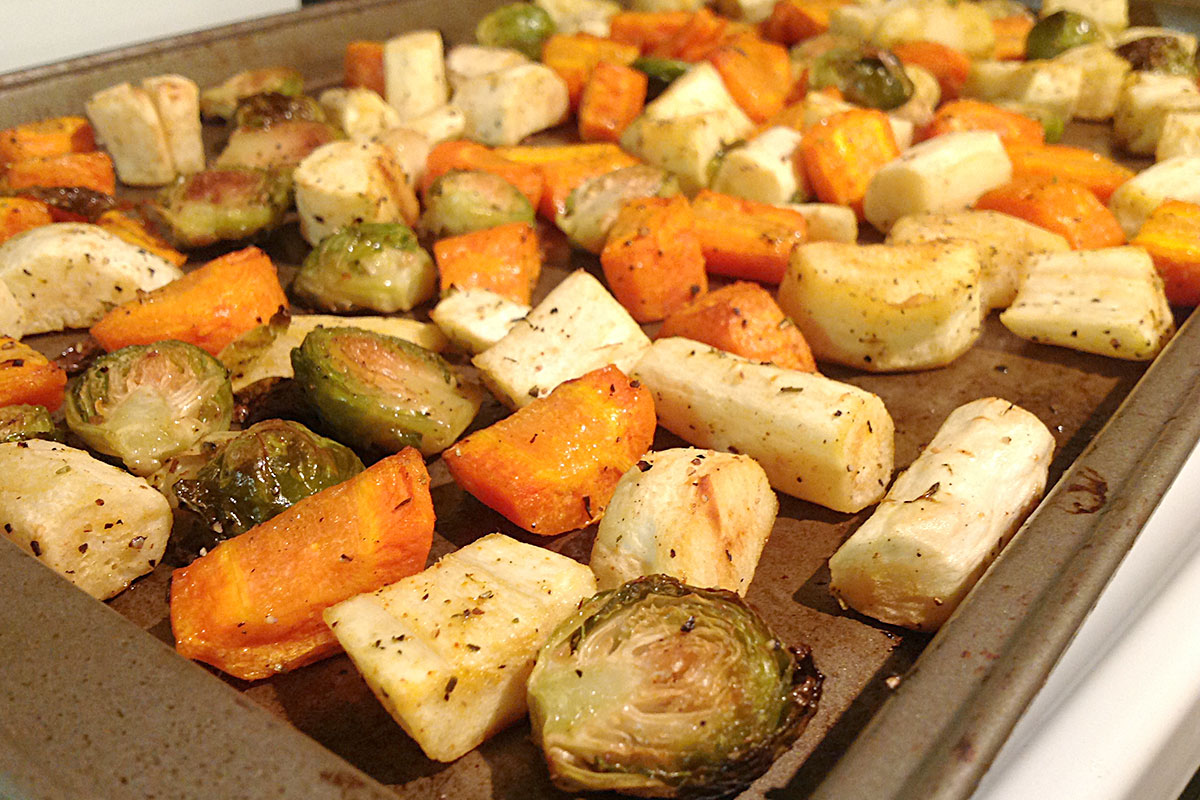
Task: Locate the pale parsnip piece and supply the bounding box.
[319,87,403,141]
[535,0,621,36]
[829,397,1054,631]
[631,338,895,512]
[783,203,858,243]
[371,126,432,185]
[0,282,26,339]
[1041,0,1128,35]
[1157,111,1200,162]
[0,440,171,600]
[1054,44,1130,121]
[1114,72,1200,157]
[85,82,175,186]
[779,241,983,371]
[453,63,569,146]
[384,30,449,121]
[0,223,182,335]
[710,126,806,205]
[964,60,1083,120]
[141,74,204,175]
[887,210,1071,309]
[473,270,651,408]
[999,247,1174,361]
[445,45,529,94]
[964,60,1022,103]
[398,105,467,144]
[1108,156,1200,237]
[324,533,597,762]
[430,288,530,355]
[590,448,777,596]
[293,140,419,245]
[863,131,1012,233]
[620,110,754,193]
[870,0,997,59]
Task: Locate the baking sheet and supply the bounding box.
[1,2,1198,798]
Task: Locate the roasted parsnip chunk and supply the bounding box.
[1108,155,1200,238]
[430,288,530,355]
[383,30,449,121]
[85,82,175,186]
[293,140,419,245]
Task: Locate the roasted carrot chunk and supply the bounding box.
[579,61,649,143]
[798,109,899,218]
[0,338,67,411]
[922,99,1044,146]
[975,176,1125,250]
[691,190,808,283]
[761,0,848,45]
[992,14,1034,60]
[708,35,792,123]
[541,33,641,109]
[1005,142,1134,203]
[0,198,53,244]
[0,116,95,165]
[651,8,729,61]
[90,246,287,355]
[601,195,706,322]
[171,448,435,681]
[443,365,656,536]
[1131,200,1200,306]
[422,140,544,211]
[610,11,693,53]
[344,40,386,95]
[96,210,187,267]
[890,40,971,101]
[495,143,640,220]
[435,222,542,304]
[659,281,817,372]
[4,152,115,195]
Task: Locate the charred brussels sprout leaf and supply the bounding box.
[200,68,305,120]
[291,326,480,458]
[809,47,913,110]
[150,168,291,248]
[476,3,557,59]
[528,575,822,798]
[292,223,437,313]
[420,170,535,239]
[233,92,327,129]
[0,404,61,443]
[174,419,363,545]
[65,340,234,476]
[1116,36,1199,78]
[1025,10,1101,60]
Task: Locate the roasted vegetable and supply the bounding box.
[1024,10,1100,60]
[632,56,691,99]
[420,170,535,239]
[556,164,679,253]
[150,168,291,248]
[200,68,305,120]
[65,340,234,476]
[0,338,67,411]
[527,574,822,798]
[214,120,342,172]
[0,404,60,443]
[291,326,480,458]
[1116,35,1199,78]
[232,92,327,129]
[174,419,363,548]
[476,3,557,59]
[809,47,914,110]
[292,223,436,313]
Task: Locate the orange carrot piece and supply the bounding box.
[659,281,817,372]
[708,35,793,123]
[1005,142,1134,203]
[4,152,115,195]
[579,61,649,143]
[493,143,640,219]
[975,176,1126,250]
[90,246,287,356]
[797,109,899,218]
[0,338,67,411]
[0,116,95,165]
[96,210,187,267]
[434,222,542,304]
[1131,200,1200,306]
[993,15,1034,60]
[761,0,847,45]
[652,8,729,61]
[890,40,972,101]
[922,99,1044,146]
[0,198,53,244]
[443,365,655,537]
[422,140,544,211]
[600,195,707,322]
[170,447,434,681]
[610,11,693,53]
[541,34,641,109]
[344,40,386,95]
[690,190,809,283]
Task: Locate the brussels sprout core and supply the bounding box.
[528,575,822,798]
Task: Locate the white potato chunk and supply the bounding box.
[0,223,182,335]
[1114,72,1200,156]
[642,62,748,121]
[293,140,419,245]
[779,241,984,371]
[632,338,895,513]
[319,87,403,141]
[999,247,1175,361]
[711,126,806,205]
[0,440,171,600]
[829,397,1054,630]
[1108,155,1200,237]
[324,533,596,762]
[430,288,530,355]
[453,63,569,146]
[85,82,175,186]
[384,30,449,121]
[887,210,1071,309]
[590,448,777,596]
[141,74,204,174]
[1054,44,1130,121]
[473,270,651,408]
[1157,111,1200,162]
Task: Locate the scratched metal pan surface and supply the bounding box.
[0,2,1198,799]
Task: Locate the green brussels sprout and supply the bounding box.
[632,57,692,101]
[292,223,437,313]
[1025,10,1101,60]
[528,575,822,798]
[151,168,292,248]
[476,3,557,59]
[420,170,535,239]
[0,404,61,443]
[1116,35,1199,78]
[557,164,680,253]
[232,92,327,129]
[809,47,914,110]
[291,326,480,458]
[174,419,363,545]
[200,67,305,120]
[65,340,234,476]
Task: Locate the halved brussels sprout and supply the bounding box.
[65,340,234,476]
[174,419,363,544]
[528,575,822,798]
[292,222,437,313]
[200,68,305,120]
[809,47,914,110]
[476,3,557,59]
[150,168,291,248]
[632,57,691,100]
[557,164,680,253]
[1116,35,1199,78]
[420,170,535,239]
[291,326,480,458]
[1025,10,1101,60]
[0,404,61,443]
[232,92,327,129]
